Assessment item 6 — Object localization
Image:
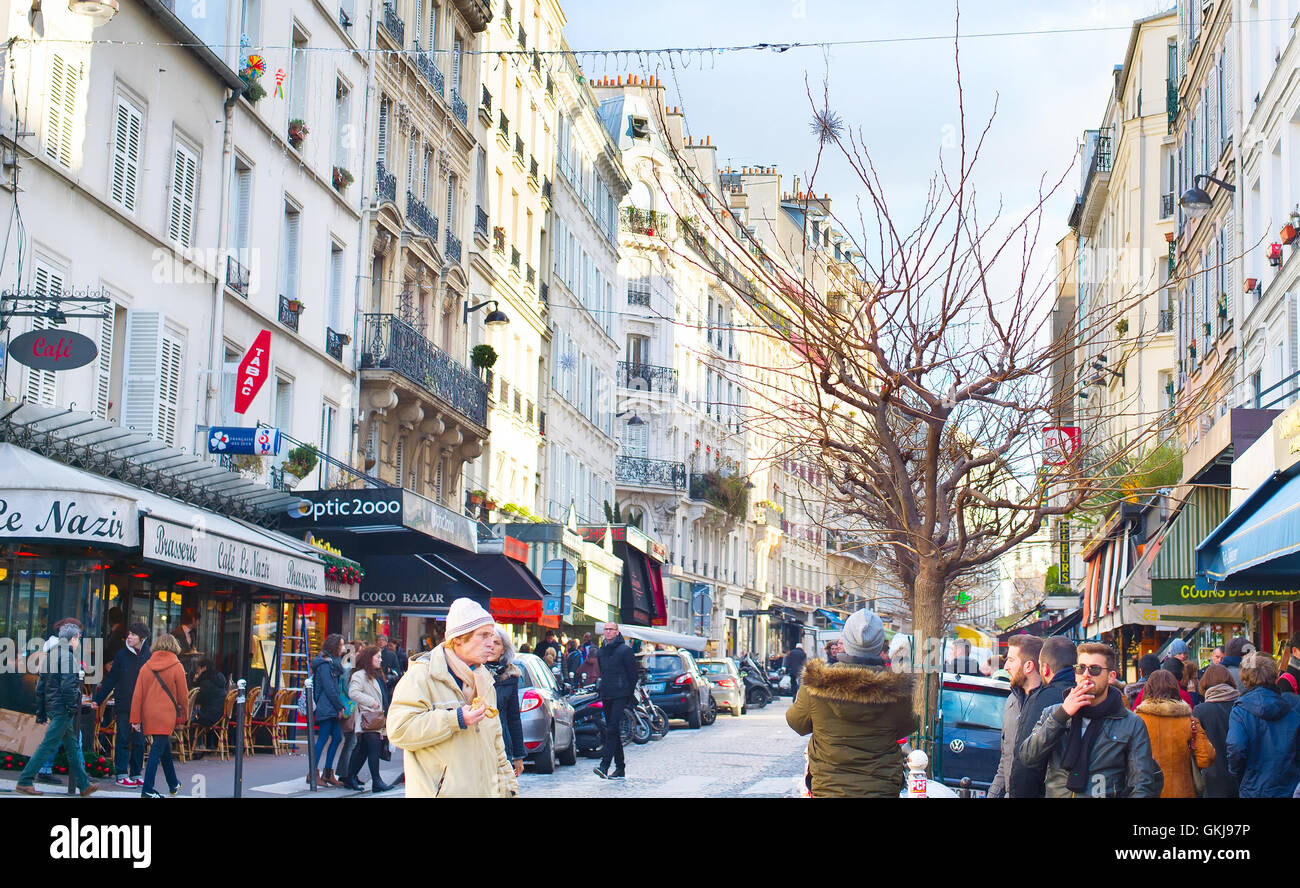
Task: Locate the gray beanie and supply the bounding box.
[841,608,885,659]
[57,621,81,640]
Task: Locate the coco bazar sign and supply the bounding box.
[144,517,325,595]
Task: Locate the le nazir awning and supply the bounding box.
[1195,467,1300,603]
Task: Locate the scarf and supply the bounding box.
[441,645,479,706]
[1203,683,1240,704]
[1060,686,1124,794]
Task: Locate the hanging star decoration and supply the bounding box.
[274,68,286,99]
[558,352,577,372]
[956,591,971,605]
[810,106,844,145]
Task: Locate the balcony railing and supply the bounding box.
[1158,309,1175,332]
[525,264,535,287]
[542,177,552,203]
[545,73,554,98]
[1082,127,1113,201]
[531,50,541,77]
[514,135,524,161]
[503,0,511,25]
[359,313,488,426]
[1160,192,1175,218]
[510,247,521,270]
[278,295,301,332]
[381,1,404,44]
[539,281,548,303]
[517,24,526,48]
[621,206,671,236]
[406,190,439,241]
[326,327,346,361]
[481,85,492,116]
[376,161,396,203]
[1166,78,1178,132]
[618,360,678,394]
[226,254,249,298]
[446,230,463,263]
[474,205,489,240]
[616,455,686,490]
[529,156,538,183]
[627,277,651,306]
[414,48,444,96]
[451,88,467,125]
[498,111,509,140]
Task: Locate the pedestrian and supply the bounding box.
[1210,647,1224,666]
[563,638,583,681]
[1006,636,1076,798]
[1191,664,1240,798]
[786,608,917,798]
[989,634,1042,799]
[593,621,639,780]
[824,640,837,664]
[377,633,403,692]
[581,632,595,661]
[784,643,807,698]
[543,647,557,671]
[1018,642,1162,798]
[1182,661,1204,707]
[1134,669,1216,798]
[537,629,563,663]
[1221,636,1254,687]
[1225,651,1300,797]
[1123,654,1162,709]
[341,645,394,793]
[1132,655,1193,709]
[191,658,227,728]
[387,598,516,798]
[519,643,532,654]
[487,627,525,781]
[131,633,189,798]
[1278,631,1300,694]
[103,607,127,666]
[13,619,100,797]
[92,620,150,787]
[172,610,197,654]
[309,633,347,788]
[1161,637,1190,679]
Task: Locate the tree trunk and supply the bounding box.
[910,558,946,761]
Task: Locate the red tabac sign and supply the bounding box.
[234,330,272,415]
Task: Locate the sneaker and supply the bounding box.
[141,789,163,799]
[79,782,101,798]
[592,766,609,779]
[168,784,181,797]
[610,766,626,779]
[115,776,142,788]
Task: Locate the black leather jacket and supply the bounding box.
[1018,697,1163,798]
[595,636,638,700]
[35,644,83,722]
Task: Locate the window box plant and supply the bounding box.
[1269,243,1284,266]
[332,166,354,190]
[1245,276,1258,292]
[468,489,486,507]
[470,343,499,371]
[1282,223,1298,246]
[288,119,309,149]
[240,71,266,103]
[283,444,319,481]
[287,298,305,314]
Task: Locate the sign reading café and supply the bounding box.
[144,516,325,595]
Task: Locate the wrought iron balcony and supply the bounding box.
[474,205,489,240]
[539,410,546,436]
[627,277,651,306]
[451,88,467,125]
[525,264,535,287]
[278,295,301,332]
[326,327,346,361]
[514,135,524,161]
[546,74,554,97]
[542,177,552,203]
[415,49,445,96]
[446,230,462,264]
[381,1,404,44]
[529,156,538,183]
[1160,193,1174,218]
[1158,309,1174,332]
[1166,78,1178,132]
[539,282,548,304]
[621,206,671,236]
[481,85,492,116]
[226,254,249,298]
[376,161,396,203]
[406,190,439,242]
[517,24,526,48]
[531,50,541,76]
[498,111,509,139]
[359,313,488,426]
[510,247,521,270]
[503,0,512,25]
[618,361,678,394]
[616,455,686,491]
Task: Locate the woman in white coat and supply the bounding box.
[341,645,394,793]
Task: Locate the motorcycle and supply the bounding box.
[738,655,775,708]
[633,680,669,740]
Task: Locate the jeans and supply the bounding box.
[599,696,628,771]
[17,709,90,791]
[142,734,178,795]
[314,717,342,769]
[346,732,386,786]
[114,710,144,777]
[339,729,358,779]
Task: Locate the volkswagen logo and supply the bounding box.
[949,738,965,753]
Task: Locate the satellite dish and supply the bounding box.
[287,499,312,518]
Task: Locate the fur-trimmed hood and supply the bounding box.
[1136,696,1192,718]
[799,658,913,705]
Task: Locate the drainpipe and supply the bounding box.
[205,88,238,436]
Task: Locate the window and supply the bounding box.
[238,0,262,49]
[230,157,252,256]
[414,0,425,48]
[406,131,418,193]
[452,35,463,92]
[109,96,143,213]
[120,310,184,446]
[167,141,199,249]
[377,95,390,166]
[95,301,123,421]
[334,79,351,168]
[24,263,64,406]
[274,376,293,433]
[46,54,79,167]
[328,241,344,331]
[289,27,309,122]
[446,172,458,229]
[319,403,336,487]
[422,145,433,201]
[281,203,301,301]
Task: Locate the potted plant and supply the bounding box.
[1269,243,1283,266]
[288,119,309,148]
[468,489,486,508]
[470,343,499,372]
[1115,317,1129,336]
[1245,276,1259,292]
[283,444,319,481]
[240,71,266,103]
[287,298,305,314]
[483,497,497,512]
[1284,222,1299,246]
[332,166,354,190]
[232,453,264,476]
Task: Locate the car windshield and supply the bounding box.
[642,654,683,676]
[698,662,732,675]
[940,686,1007,730]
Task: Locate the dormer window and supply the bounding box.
[630,115,649,140]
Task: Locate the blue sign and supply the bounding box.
[208,426,282,456]
[541,558,576,617]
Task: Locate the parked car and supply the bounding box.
[513,653,578,773]
[697,658,745,716]
[638,650,716,728]
[935,673,1010,796]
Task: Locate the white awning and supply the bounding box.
[595,622,708,652]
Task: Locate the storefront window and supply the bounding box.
[65,558,109,641]
[8,556,53,639]
[352,607,398,646]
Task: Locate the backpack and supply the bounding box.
[338,671,356,718]
[1281,672,1298,694]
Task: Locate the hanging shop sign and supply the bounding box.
[1043,427,1081,466]
[143,516,325,596]
[1059,521,1071,585]
[1151,579,1300,606]
[8,330,98,372]
[284,488,405,526]
[207,426,282,456]
[234,330,272,414]
[402,490,478,552]
[0,490,138,547]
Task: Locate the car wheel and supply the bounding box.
[686,700,702,729]
[732,700,744,716]
[741,705,748,715]
[702,696,717,726]
[557,731,578,767]
[533,731,556,774]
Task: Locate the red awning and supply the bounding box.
[490,597,543,624]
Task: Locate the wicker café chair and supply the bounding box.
[239,685,262,751]
[93,699,116,757]
[191,688,237,761]
[250,688,293,755]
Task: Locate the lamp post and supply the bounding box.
[1179,174,1236,219]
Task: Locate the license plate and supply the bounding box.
[971,789,987,798]
[647,682,665,693]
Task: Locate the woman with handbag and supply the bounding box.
[309,634,347,787]
[1192,664,1241,797]
[130,633,190,798]
[341,646,394,793]
[1135,668,1216,798]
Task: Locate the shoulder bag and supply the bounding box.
[153,670,185,727]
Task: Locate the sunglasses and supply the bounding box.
[1072,664,1107,677]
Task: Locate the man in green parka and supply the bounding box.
[787,608,918,797]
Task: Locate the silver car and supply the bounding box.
[514,653,577,773]
[697,658,745,716]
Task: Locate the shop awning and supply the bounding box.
[1196,468,1300,602]
[436,551,547,625]
[1082,526,1130,628]
[815,608,846,628]
[1149,485,1231,605]
[595,622,708,652]
[351,551,546,622]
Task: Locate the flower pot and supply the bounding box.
[1269,243,1283,266]
[1245,277,1258,292]
[1283,224,1298,246]
[288,300,303,313]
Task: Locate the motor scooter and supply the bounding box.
[738,655,774,708]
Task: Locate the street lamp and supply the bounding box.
[616,410,644,426]
[68,0,118,23]
[1179,174,1236,219]
[463,298,510,327]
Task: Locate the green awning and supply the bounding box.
[1149,485,1230,605]
[995,606,1038,631]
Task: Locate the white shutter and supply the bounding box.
[1224,213,1235,315]
[221,360,239,426]
[414,0,423,48]
[406,134,416,193]
[377,99,389,166]
[110,98,142,213]
[328,246,343,331]
[94,307,116,420]
[1223,35,1234,151]
[23,265,62,406]
[1289,295,1300,390]
[1206,67,1218,168]
[233,166,252,251]
[158,334,183,447]
[120,310,164,438]
[1177,0,1187,80]
[167,144,199,249]
[421,147,430,202]
[452,37,462,90]
[283,210,300,301]
[395,438,405,489]
[45,54,77,167]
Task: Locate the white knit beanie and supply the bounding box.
[444,597,494,640]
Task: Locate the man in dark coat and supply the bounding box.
[14,620,100,797]
[593,622,638,780]
[784,643,808,698]
[92,621,150,786]
[1007,636,1076,797]
[103,607,126,667]
[377,634,402,699]
[1123,654,1162,709]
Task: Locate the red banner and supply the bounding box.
[490,597,543,624]
[234,330,272,415]
[503,536,529,564]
